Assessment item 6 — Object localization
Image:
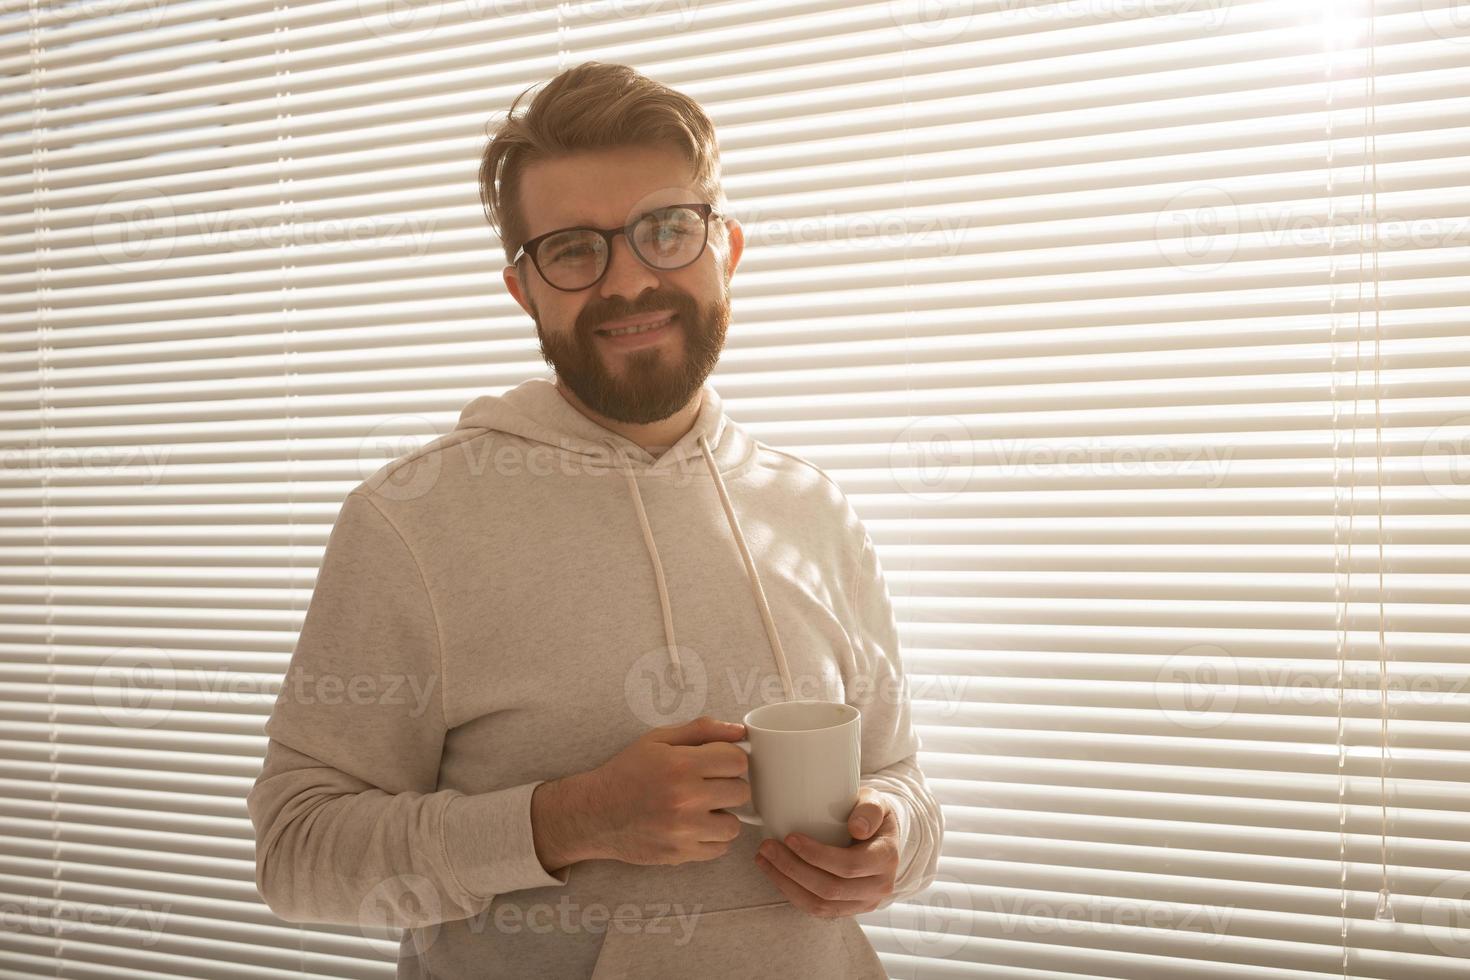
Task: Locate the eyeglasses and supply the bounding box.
[512,202,722,292]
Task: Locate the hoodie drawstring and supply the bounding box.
[619,457,684,690]
[616,434,793,702]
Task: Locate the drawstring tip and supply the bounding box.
[1374,887,1394,922]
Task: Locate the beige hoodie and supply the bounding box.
[247,376,943,978]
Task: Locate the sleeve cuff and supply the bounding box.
[441,780,571,900]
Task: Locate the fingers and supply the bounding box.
[701,775,753,812]
[693,811,744,843]
[653,715,745,746]
[848,797,888,840]
[754,843,878,917]
[758,839,872,900]
[686,740,750,778]
[691,842,730,862]
[776,831,872,878]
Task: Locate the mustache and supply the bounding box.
[578,294,697,334]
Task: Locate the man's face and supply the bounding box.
[502,144,744,425]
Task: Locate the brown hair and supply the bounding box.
[479,61,729,267]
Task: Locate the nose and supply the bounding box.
[598,231,659,302]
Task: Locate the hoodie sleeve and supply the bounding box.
[841,529,945,912]
[247,490,569,929]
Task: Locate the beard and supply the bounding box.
[531,281,729,425]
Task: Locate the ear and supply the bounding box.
[503,262,536,319]
[718,215,744,284]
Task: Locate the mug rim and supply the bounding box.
[742,698,858,734]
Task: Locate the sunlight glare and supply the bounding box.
[1301,0,1369,51]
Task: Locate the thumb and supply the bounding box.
[651,714,745,746]
[848,787,888,840]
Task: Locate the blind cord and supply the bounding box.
[1365,0,1394,928]
[1325,9,1351,971]
[29,0,61,973]
[273,4,304,973]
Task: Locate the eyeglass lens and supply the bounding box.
[535,206,707,290]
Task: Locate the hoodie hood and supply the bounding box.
[454,376,747,477]
[451,376,793,700]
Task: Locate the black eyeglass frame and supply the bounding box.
[511,202,723,293]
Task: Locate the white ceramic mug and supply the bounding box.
[721,699,861,847]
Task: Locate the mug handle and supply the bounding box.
[722,738,762,826]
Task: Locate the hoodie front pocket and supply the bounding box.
[587,899,887,980]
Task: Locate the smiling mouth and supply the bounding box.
[594,313,677,339]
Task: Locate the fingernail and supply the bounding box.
[854,819,870,835]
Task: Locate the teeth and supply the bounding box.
[602,314,673,337]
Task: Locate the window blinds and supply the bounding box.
[2,0,1467,978]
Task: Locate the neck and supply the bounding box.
[553,379,703,459]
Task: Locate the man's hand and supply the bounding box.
[752,786,900,917]
[534,715,752,870]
